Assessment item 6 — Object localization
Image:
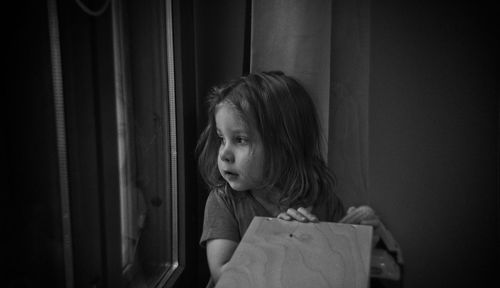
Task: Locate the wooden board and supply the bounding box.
[216,217,372,288]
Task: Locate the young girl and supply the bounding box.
[197,71,380,286]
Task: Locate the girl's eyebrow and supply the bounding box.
[216,125,249,135]
[232,127,248,133]
[228,129,250,136]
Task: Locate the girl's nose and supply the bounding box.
[219,144,234,163]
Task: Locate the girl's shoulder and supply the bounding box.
[210,186,227,198]
[210,185,238,199]
[208,186,250,207]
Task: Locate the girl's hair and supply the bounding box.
[196,71,335,207]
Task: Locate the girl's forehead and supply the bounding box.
[215,102,255,133]
[215,102,245,122]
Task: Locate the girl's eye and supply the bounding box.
[217,135,225,145]
[235,136,249,145]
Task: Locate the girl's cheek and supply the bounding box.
[216,157,223,170]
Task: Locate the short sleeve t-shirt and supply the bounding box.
[200,186,346,247]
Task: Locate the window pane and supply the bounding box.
[114,0,178,286]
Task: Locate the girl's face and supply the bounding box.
[215,102,265,192]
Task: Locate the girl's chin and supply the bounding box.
[228,183,245,191]
[226,181,251,192]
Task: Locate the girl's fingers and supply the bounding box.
[340,206,377,224]
[277,207,318,223]
[340,210,363,224]
[286,208,308,222]
[360,218,380,228]
[339,206,358,223]
[297,207,319,222]
[360,218,382,247]
[358,206,376,218]
[277,212,292,221]
[340,214,361,224]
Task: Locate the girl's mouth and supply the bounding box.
[224,171,238,178]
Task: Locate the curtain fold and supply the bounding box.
[250,0,370,206]
[329,0,370,206]
[250,0,332,148]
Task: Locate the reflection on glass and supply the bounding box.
[117,69,173,286]
[114,0,177,286]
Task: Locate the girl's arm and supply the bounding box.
[206,238,238,283]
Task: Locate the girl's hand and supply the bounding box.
[340,205,381,246]
[277,206,319,223]
[340,205,379,225]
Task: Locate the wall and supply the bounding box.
[368,2,498,287]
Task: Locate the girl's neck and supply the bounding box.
[250,187,279,202]
[250,187,283,216]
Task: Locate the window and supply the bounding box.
[113,0,182,286]
[31,0,188,286]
